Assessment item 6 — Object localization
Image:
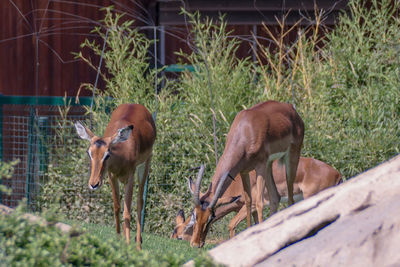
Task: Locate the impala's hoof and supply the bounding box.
[190,241,204,248]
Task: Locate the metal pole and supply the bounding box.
[204,59,219,166]
[140,26,158,233]
[252,25,257,63]
[25,106,35,207]
[35,33,39,106]
[90,29,109,127]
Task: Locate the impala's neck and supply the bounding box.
[214,198,242,219]
[210,143,245,196]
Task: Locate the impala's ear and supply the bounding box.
[188,176,209,199]
[176,209,186,225]
[74,121,94,141]
[215,195,241,209]
[111,125,133,145]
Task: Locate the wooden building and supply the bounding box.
[0,0,348,97]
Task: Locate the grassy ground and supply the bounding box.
[64,219,215,262]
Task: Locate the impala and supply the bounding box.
[74,103,156,250]
[190,100,304,247]
[171,157,342,241]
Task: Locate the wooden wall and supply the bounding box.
[0,0,152,97]
[0,0,347,97]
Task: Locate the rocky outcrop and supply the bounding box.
[186,154,400,267]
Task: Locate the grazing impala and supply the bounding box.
[171,157,342,242]
[74,104,156,250]
[190,100,304,247]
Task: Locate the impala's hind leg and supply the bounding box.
[240,171,252,228]
[286,144,302,205]
[264,161,280,215]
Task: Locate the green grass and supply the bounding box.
[64,219,215,262]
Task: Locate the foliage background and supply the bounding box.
[38,0,400,239]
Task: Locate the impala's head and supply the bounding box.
[74,121,133,190]
[170,175,208,241]
[190,165,239,248]
[170,209,193,241]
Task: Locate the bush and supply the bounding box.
[0,159,19,196]
[0,205,216,266]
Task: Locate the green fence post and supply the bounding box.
[25,106,35,207]
[38,116,49,176]
[139,164,148,233]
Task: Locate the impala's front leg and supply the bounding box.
[109,175,121,235]
[240,172,252,228]
[286,144,302,205]
[123,174,135,245]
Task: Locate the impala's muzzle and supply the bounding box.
[89,180,102,190]
[190,206,215,248]
[88,157,106,190]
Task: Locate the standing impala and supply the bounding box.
[190,100,304,247]
[74,103,156,250]
[171,157,342,242]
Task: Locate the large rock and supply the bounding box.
[186,154,400,267]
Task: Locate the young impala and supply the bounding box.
[74,103,156,250]
[171,157,342,242]
[190,100,304,247]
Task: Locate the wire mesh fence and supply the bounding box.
[0,96,91,209]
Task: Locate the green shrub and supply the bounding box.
[0,159,19,196]
[0,206,216,266]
